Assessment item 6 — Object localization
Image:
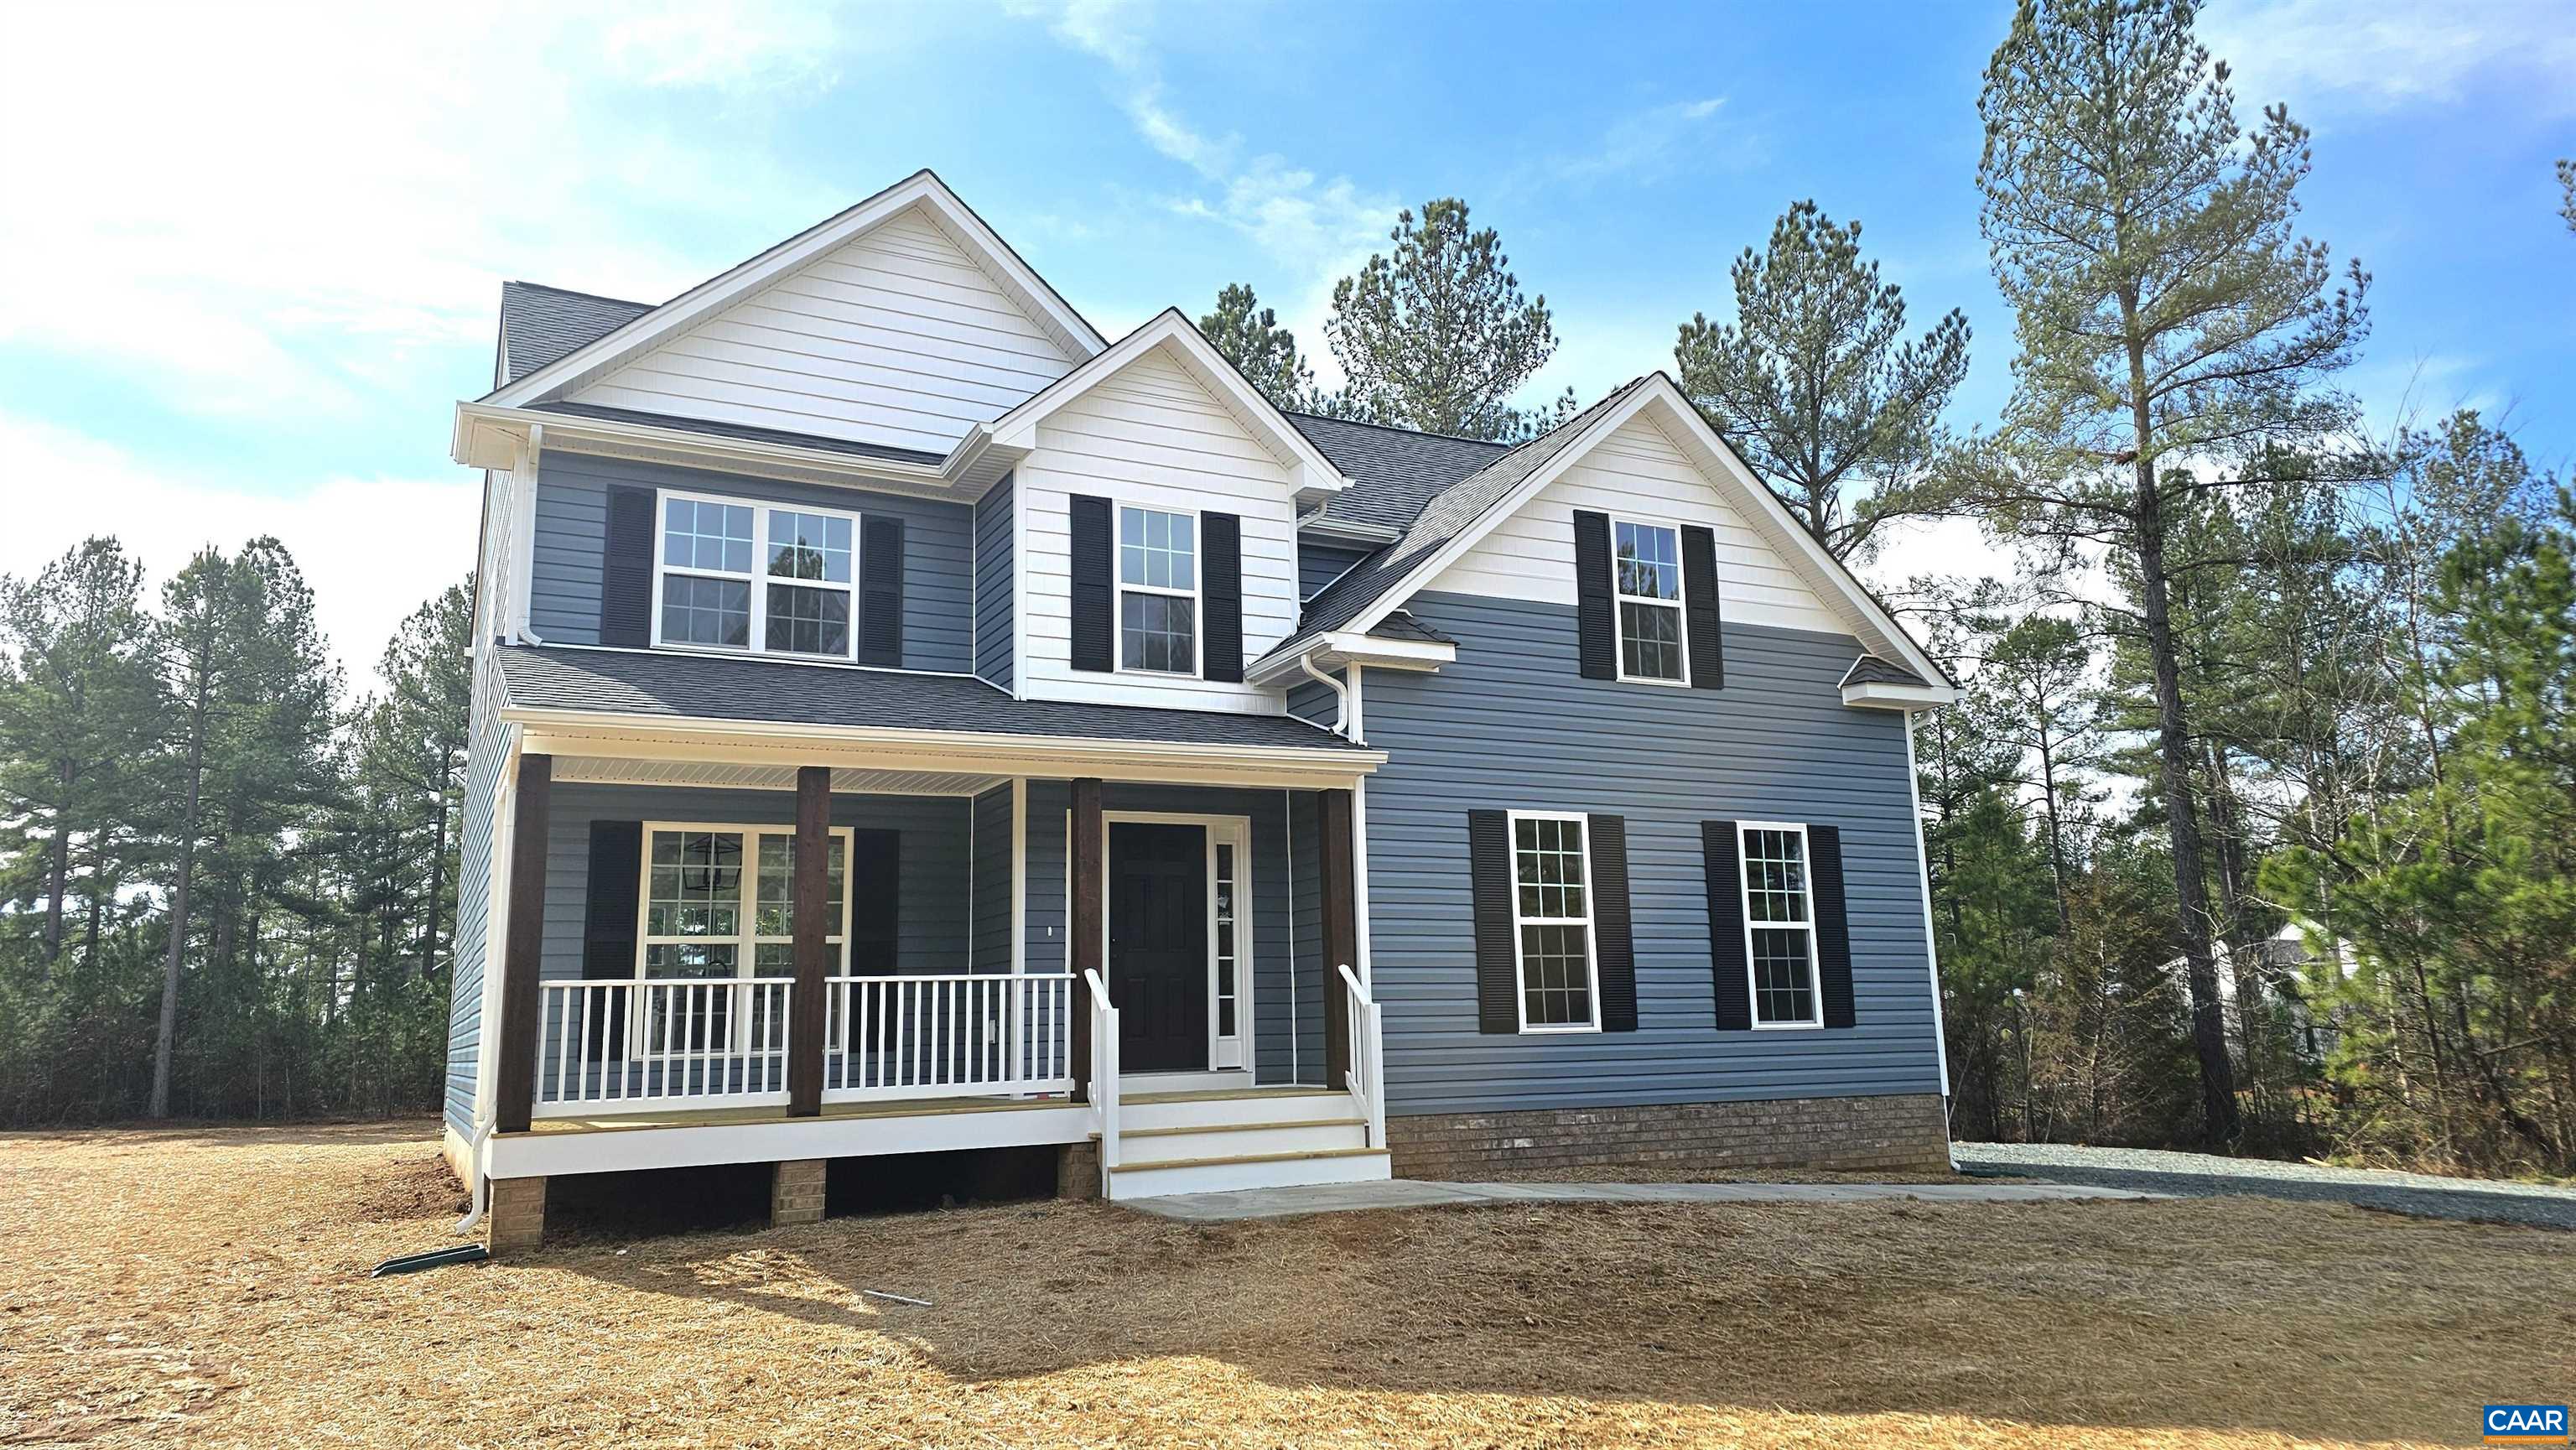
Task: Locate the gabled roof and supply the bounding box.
[483,170,1106,411]
[1841,656,1929,689]
[498,283,653,385]
[950,309,1348,497]
[1284,413,1508,533]
[1255,373,1954,694]
[1263,378,1653,665]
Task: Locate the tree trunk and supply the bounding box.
[2124,294,2241,1147]
[419,753,452,976]
[42,759,71,963]
[148,651,212,1120]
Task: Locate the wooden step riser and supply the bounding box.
[1106,1151,1392,1200]
[1119,1120,1369,1163]
[1121,1092,1362,1132]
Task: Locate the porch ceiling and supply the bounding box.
[549,755,1004,797]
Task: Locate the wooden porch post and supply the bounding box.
[493,752,553,1135]
[1318,787,1358,1089]
[788,765,830,1117]
[1067,777,1104,1102]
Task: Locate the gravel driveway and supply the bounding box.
[1954,1141,2576,1229]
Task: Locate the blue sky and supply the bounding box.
[1,0,2568,678]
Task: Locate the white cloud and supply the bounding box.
[0,2,848,418]
[2202,0,2576,118]
[1555,96,1753,184]
[0,413,478,689]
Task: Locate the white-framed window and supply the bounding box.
[1613,517,1686,683]
[640,823,853,985]
[1117,504,1198,676]
[1509,811,1600,1032]
[1738,821,1821,1028]
[653,490,860,661]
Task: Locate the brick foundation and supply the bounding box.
[1056,1141,1100,1201]
[771,1158,827,1225]
[487,1176,547,1255]
[1386,1094,1951,1179]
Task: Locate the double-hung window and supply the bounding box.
[1118,504,1197,675]
[656,492,860,661]
[1613,518,1685,683]
[639,824,852,1048]
[1739,822,1821,1027]
[1510,812,1600,1032]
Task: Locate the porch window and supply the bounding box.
[1214,841,1239,1038]
[1739,823,1820,1026]
[641,824,853,987]
[1510,813,1599,1032]
[656,491,860,662]
[1118,505,1197,675]
[1613,518,1685,683]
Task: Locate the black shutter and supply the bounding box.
[849,829,901,974]
[1812,824,1856,1028]
[600,486,656,647]
[1573,510,1615,680]
[1202,512,1244,682]
[856,515,905,666]
[1468,809,1519,1033]
[1680,524,1725,689]
[1703,819,1752,1030]
[1587,814,1638,1032]
[1069,495,1114,673]
[583,821,643,977]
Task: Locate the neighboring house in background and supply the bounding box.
[442,171,1961,1251]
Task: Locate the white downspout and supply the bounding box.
[1298,652,1353,739]
[1902,714,1958,1171]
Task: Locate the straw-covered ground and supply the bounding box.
[3,1121,2567,1449]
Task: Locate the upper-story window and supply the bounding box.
[1119,505,1197,675]
[1613,518,1685,683]
[657,491,859,661]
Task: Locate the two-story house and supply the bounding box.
[442,172,1959,1251]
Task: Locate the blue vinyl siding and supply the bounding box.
[971,784,1014,972]
[1021,781,1311,1084]
[536,785,972,985]
[1361,590,1944,1116]
[974,476,1015,688]
[527,448,974,673]
[1298,539,1374,600]
[441,653,508,1137]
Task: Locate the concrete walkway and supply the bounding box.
[1127,1177,2163,1222]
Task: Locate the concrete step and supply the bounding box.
[1104,1146,1392,1201]
[1120,1088,1359,1133]
[1117,1118,1370,1163]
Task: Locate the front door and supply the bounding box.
[1109,822,1208,1073]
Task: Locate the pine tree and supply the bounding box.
[1961,0,2369,1144]
[1323,199,1576,442]
[1675,200,1971,561]
[1199,284,1317,413]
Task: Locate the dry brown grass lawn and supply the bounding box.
[2,1122,2567,1448]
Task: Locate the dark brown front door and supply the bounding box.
[1109,822,1207,1073]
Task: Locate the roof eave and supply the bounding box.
[1841,680,1961,712]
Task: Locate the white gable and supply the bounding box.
[1016,342,1302,715]
[1428,413,1846,635]
[569,201,1080,455]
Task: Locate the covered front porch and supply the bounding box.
[470,678,1389,1203]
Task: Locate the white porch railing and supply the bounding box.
[1084,967,1119,1186]
[533,978,795,1115]
[822,974,1075,1102]
[1338,963,1388,1151]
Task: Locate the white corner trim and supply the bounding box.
[484,171,1103,412]
[1902,718,1954,1100]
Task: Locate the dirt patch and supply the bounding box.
[343,1154,470,1224]
[3,1122,2567,1448]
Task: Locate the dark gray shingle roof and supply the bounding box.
[1841,656,1930,689]
[500,281,654,383]
[527,401,945,465]
[1368,611,1454,646]
[1259,378,1650,667]
[1284,413,1508,533]
[497,646,1368,751]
